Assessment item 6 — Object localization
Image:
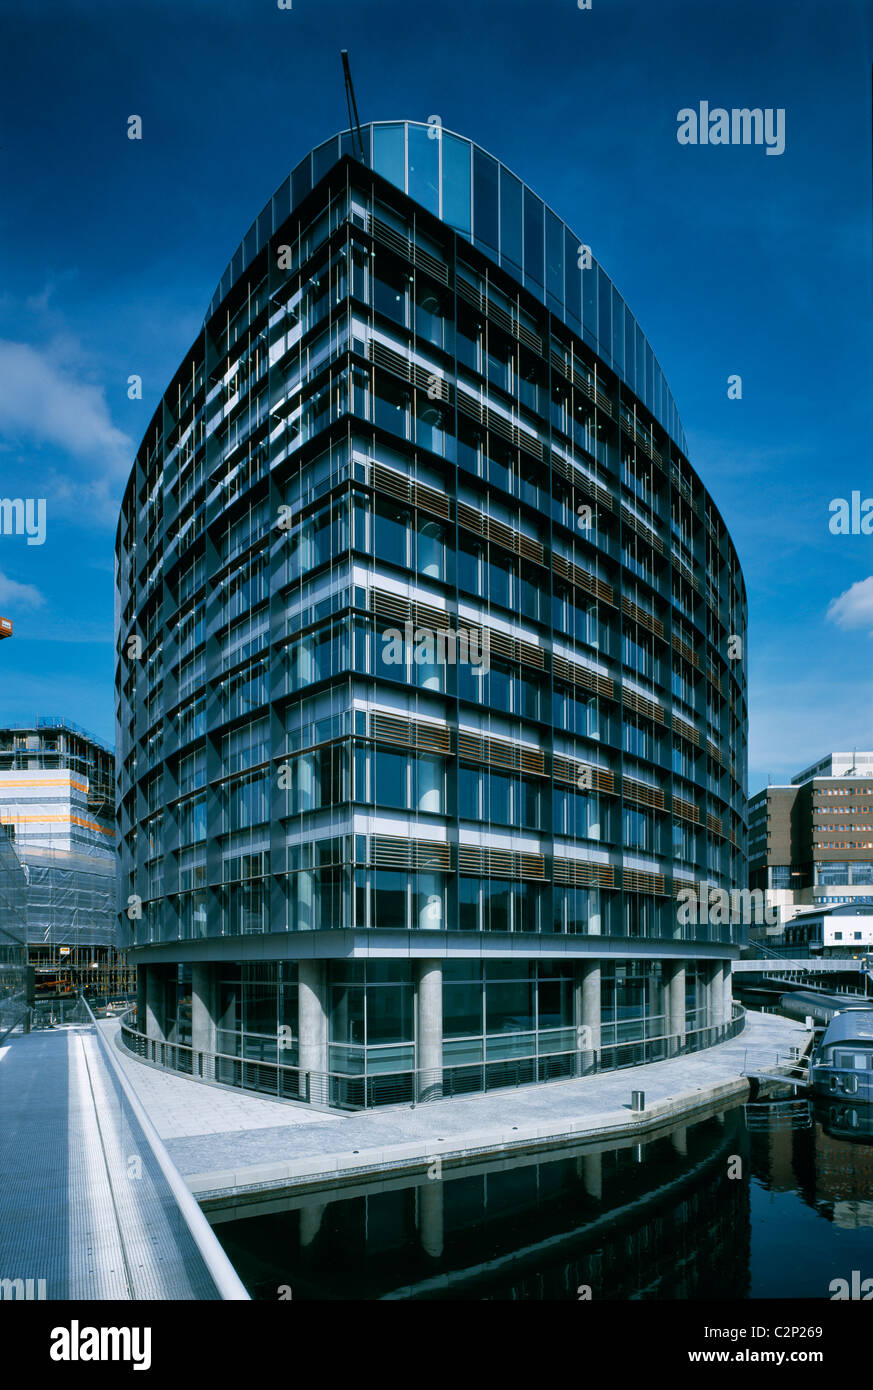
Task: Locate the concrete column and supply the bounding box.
[416,959,443,1102]
[709,962,725,1035]
[299,1201,326,1249]
[582,1151,602,1200]
[580,961,601,1074]
[418,1179,444,1258]
[666,962,686,1057]
[672,1125,688,1156]
[723,965,734,1027]
[298,960,329,1104]
[191,962,217,1081]
[135,967,146,1033]
[145,964,167,1043]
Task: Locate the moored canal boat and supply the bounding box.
[810,1010,873,1100]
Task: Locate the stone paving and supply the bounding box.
[105,1011,809,1199]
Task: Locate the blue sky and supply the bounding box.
[0,0,870,791]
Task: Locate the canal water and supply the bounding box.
[210,1097,873,1300]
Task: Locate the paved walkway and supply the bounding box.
[106,1012,809,1200]
[0,1026,231,1298]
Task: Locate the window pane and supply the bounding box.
[524,187,544,287]
[407,123,440,215]
[473,146,499,252]
[597,266,611,360]
[373,123,405,190]
[546,209,564,304]
[500,167,523,271]
[312,137,339,184]
[442,133,471,233]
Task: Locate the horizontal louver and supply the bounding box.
[672,715,700,747]
[671,634,701,670]
[457,730,545,776]
[673,556,703,596]
[370,461,451,520]
[622,687,665,724]
[673,796,700,825]
[552,655,614,699]
[458,845,545,880]
[623,777,665,810]
[551,552,616,606]
[553,755,615,793]
[550,451,614,511]
[706,738,725,767]
[456,501,543,565]
[483,627,545,670]
[367,339,453,403]
[456,391,543,460]
[622,867,666,896]
[370,217,449,285]
[621,596,664,638]
[620,413,663,468]
[456,278,542,353]
[370,835,451,870]
[369,712,452,754]
[370,588,451,632]
[553,857,615,888]
[621,504,665,556]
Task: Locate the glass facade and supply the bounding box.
[117,123,747,1105]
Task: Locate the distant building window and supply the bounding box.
[834,932,843,940]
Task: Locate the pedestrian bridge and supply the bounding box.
[733,959,866,973]
[0,999,248,1300]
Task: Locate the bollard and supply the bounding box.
[631,1090,645,1113]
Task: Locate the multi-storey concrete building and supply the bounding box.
[116,122,748,1107]
[749,752,873,933]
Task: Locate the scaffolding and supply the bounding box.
[0,716,115,818]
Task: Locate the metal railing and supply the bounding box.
[120,1004,746,1112]
[83,998,249,1299]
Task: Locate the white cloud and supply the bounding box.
[0,570,45,610]
[0,339,133,519]
[826,577,873,632]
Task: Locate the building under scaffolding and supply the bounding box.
[0,823,28,1032]
[0,718,131,997]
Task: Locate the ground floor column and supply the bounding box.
[709,962,725,1036]
[666,961,686,1057]
[416,959,443,1102]
[723,965,734,1028]
[580,961,601,1073]
[581,1151,602,1200]
[135,966,146,1033]
[144,963,167,1043]
[298,960,329,1105]
[191,962,217,1081]
[418,1179,444,1258]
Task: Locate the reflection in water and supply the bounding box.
[210,1100,873,1300]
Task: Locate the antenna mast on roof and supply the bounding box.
[341,50,366,163]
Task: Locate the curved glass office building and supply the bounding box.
[116,122,748,1107]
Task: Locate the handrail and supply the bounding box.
[120,1003,747,1110]
[81,996,250,1301]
